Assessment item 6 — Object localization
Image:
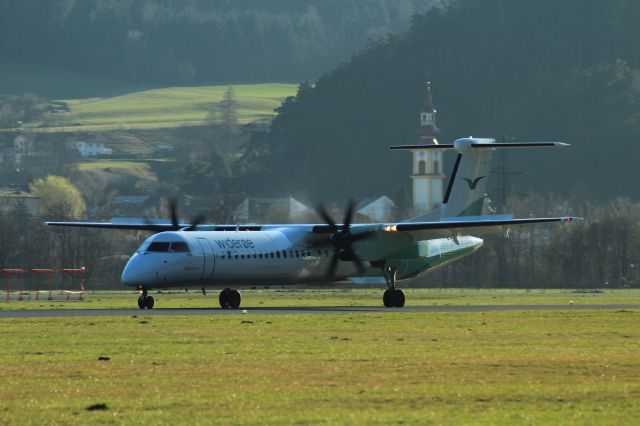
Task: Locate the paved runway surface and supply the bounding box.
[1,304,639,318]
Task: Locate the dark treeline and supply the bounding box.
[429,197,640,289]
[2,196,640,289]
[0,0,440,84]
[252,0,640,204]
[0,206,134,289]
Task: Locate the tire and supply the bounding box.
[145,296,155,309]
[137,297,146,310]
[219,289,230,309]
[392,290,405,308]
[383,289,394,308]
[229,290,241,309]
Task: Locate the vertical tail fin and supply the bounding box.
[440,138,494,218]
[390,139,568,221]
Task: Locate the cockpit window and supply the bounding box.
[148,242,170,252]
[170,242,190,253]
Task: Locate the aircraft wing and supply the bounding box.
[47,216,580,241]
[45,219,186,232]
[305,215,578,242]
[374,216,580,241]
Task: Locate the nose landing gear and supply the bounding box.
[219,288,241,309]
[137,288,155,309]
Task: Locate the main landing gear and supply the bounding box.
[219,288,241,309]
[382,266,405,308]
[137,288,155,309]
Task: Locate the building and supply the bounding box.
[0,188,41,217]
[356,196,396,222]
[233,197,313,223]
[410,82,445,214]
[66,141,113,157]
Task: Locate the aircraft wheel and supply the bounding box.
[383,289,394,308]
[392,289,405,308]
[219,289,231,309]
[229,289,241,309]
[138,295,155,309]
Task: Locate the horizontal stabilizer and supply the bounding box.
[389,141,568,151]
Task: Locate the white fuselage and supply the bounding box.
[122,230,356,288]
[121,229,483,290]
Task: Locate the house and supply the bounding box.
[356,196,396,222]
[233,196,313,223]
[66,141,113,157]
[0,188,41,217]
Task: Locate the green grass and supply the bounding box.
[1,288,639,310]
[1,63,297,132]
[22,83,296,133]
[58,83,295,130]
[75,159,158,178]
[1,304,639,424]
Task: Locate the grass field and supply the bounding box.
[2,288,639,310]
[1,62,297,132]
[1,291,639,425]
[52,83,296,131]
[14,83,296,133]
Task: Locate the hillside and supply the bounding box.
[0,78,297,132]
[253,0,640,203]
[46,83,297,132]
[0,62,135,100]
[0,0,441,84]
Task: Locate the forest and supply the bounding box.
[254,0,640,204]
[0,0,440,84]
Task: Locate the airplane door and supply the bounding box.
[197,238,215,280]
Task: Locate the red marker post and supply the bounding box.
[2,269,27,301]
[31,269,57,300]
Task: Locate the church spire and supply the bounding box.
[417,81,440,145]
[410,80,445,213]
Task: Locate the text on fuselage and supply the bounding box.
[214,238,256,249]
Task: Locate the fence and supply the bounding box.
[2,268,86,301]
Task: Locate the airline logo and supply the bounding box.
[462,176,485,190]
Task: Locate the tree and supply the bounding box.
[29,175,86,219]
[217,86,240,148]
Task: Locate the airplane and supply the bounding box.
[47,138,580,309]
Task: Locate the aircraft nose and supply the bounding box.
[121,254,146,287]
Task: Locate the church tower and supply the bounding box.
[411,81,445,213]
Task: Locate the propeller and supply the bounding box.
[312,199,373,276]
[166,198,207,231]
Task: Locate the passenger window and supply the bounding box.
[283,250,287,258]
[227,251,232,259]
[148,242,170,252]
[295,250,300,258]
[170,242,190,253]
[270,253,275,258]
[276,252,281,258]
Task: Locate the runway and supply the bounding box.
[1,304,639,318]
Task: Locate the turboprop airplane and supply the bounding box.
[47,138,580,309]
